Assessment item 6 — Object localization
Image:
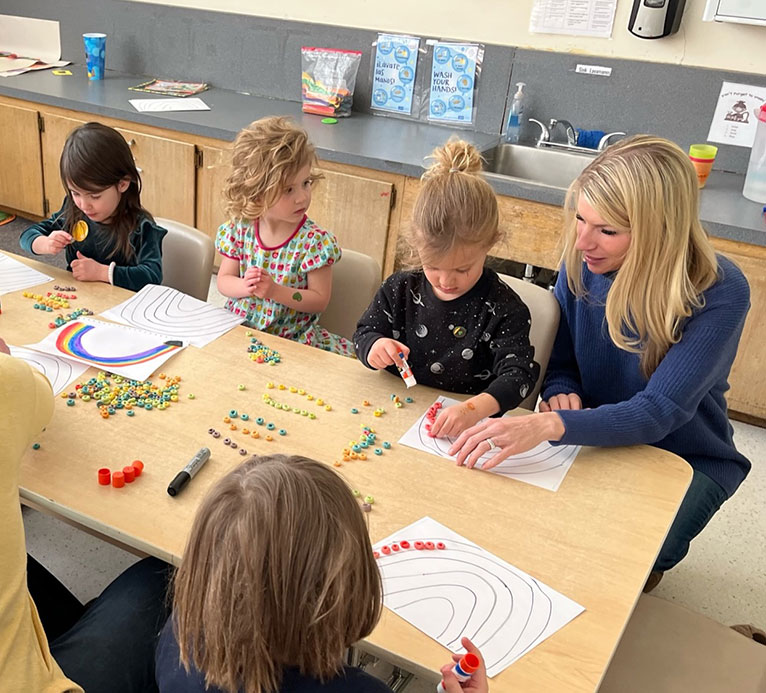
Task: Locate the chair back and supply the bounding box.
[155,218,215,301]
[322,249,381,341]
[497,273,560,410]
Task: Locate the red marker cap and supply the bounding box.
[112,471,125,488]
[122,466,135,483]
[97,468,111,485]
[459,653,480,674]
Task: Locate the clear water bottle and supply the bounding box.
[743,104,766,204]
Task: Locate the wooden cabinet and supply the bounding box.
[40,113,86,212]
[711,237,766,423]
[196,144,230,242]
[0,102,44,216]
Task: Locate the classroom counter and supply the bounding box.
[1,65,764,247]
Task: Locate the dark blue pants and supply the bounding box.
[28,555,171,693]
[654,469,728,572]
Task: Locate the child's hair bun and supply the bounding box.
[426,137,484,178]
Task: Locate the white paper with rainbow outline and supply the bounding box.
[24,316,186,381]
[0,252,53,295]
[374,516,584,677]
[8,345,89,396]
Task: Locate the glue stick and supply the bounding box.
[397,351,417,388]
[436,652,480,692]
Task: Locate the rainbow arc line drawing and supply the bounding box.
[56,321,180,366]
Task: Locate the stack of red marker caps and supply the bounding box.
[98,460,145,488]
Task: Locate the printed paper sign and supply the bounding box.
[707,81,766,148]
[371,34,420,115]
[428,42,479,125]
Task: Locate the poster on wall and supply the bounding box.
[707,81,766,148]
[371,34,420,115]
[529,0,617,38]
[428,42,481,126]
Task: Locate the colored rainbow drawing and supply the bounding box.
[55,321,180,366]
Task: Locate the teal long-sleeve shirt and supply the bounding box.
[19,202,167,292]
[541,255,751,497]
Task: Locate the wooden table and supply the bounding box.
[1,251,692,692]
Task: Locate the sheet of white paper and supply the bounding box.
[128,97,210,113]
[0,58,69,77]
[0,253,53,294]
[100,284,244,348]
[707,81,766,148]
[399,396,580,492]
[529,0,616,38]
[25,316,186,381]
[9,345,88,396]
[374,517,585,677]
[0,14,61,64]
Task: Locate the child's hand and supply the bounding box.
[438,637,489,693]
[245,267,275,300]
[430,401,484,440]
[71,252,108,283]
[367,338,410,371]
[35,230,73,255]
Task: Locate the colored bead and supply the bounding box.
[127,410,135,417]
[251,431,259,439]
[333,461,342,467]
[229,424,237,430]
[308,412,316,419]
[381,545,391,555]
[405,397,414,403]
[436,542,446,550]
[374,448,383,455]
[267,382,275,389]
[229,410,238,418]
[289,386,297,393]
[240,413,249,421]
[316,398,324,406]
[66,399,75,406]
[352,444,361,452]
[265,435,273,441]
[212,431,220,438]
[352,489,361,497]
[239,448,247,455]
[266,422,275,430]
[278,429,287,436]
[188,393,195,399]
[278,384,285,390]
[238,384,246,391]
[400,540,411,549]
[395,401,403,408]
[223,416,231,423]
[383,441,391,449]
[256,417,265,425]
[32,443,41,450]
[359,453,367,460]
[230,441,238,449]
[324,405,331,412]
[224,438,231,445]
[425,541,435,550]
[242,428,250,434]
[364,495,374,504]
[350,408,358,414]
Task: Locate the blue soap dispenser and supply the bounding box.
[505,82,527,143]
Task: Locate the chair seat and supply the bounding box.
[599,594,766,693]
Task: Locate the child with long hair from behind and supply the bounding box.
[155,454,489,693]
[20,121,166,291]
[215,117,353,357]
[354,138,539,440]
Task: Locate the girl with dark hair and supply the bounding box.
[20,121,167,291]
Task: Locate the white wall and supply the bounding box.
[128,0,764,73]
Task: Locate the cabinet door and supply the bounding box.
[712,238,766,423]
[41,114,86,214]
[196,144,230,263]
[114,127,196,226]
[310,168,392,277]
[0,102,44,216]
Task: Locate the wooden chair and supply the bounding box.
[155,217,215,301]
[321,249,381,341]
[599,594,766,692]
[497,274,560,411]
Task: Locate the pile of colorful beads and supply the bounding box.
[24,291,72,311]
[335,425,391,466]
[374,539,447,559]
[48,307,94,329]
[53,285,77,292]
[424,400,444,434]
[246,334,281,364]
[67,371,184,418]
[263,382,332,414]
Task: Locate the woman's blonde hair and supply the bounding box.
[172,454,382,693]
[401,137,502,267]
[562,134,719,377]
[223,116,322,220]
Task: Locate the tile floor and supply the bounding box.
[17,270,766,689]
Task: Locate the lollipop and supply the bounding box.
[72,220,89,242]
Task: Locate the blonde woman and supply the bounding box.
[216,116,352,356]
[155,454,489,693]
[450,136,751,589]
[354,138,539,439]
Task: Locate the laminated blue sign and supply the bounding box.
[371,34,420,115]
[428,42,480,125]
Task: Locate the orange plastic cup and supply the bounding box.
[689,144,718,188]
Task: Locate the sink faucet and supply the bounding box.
[598,131,627,151]
[548,119,577,147]
[528,118,550,147]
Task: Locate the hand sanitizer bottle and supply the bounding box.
[505,82,527,143]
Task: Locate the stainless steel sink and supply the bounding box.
[483,143,596,190]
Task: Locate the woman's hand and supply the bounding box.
[448,412,565,470]
[71,252,108,282]
[438,637,489,693]
[367,338,409,371]
[539,393,582,412]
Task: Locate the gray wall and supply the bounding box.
[5,1,765,173]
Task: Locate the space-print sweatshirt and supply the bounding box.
[354,268,539,412]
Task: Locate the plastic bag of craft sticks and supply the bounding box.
[301,46,362,118]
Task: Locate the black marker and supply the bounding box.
[167,447,210,497]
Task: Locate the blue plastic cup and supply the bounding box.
[83,33,106,80]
